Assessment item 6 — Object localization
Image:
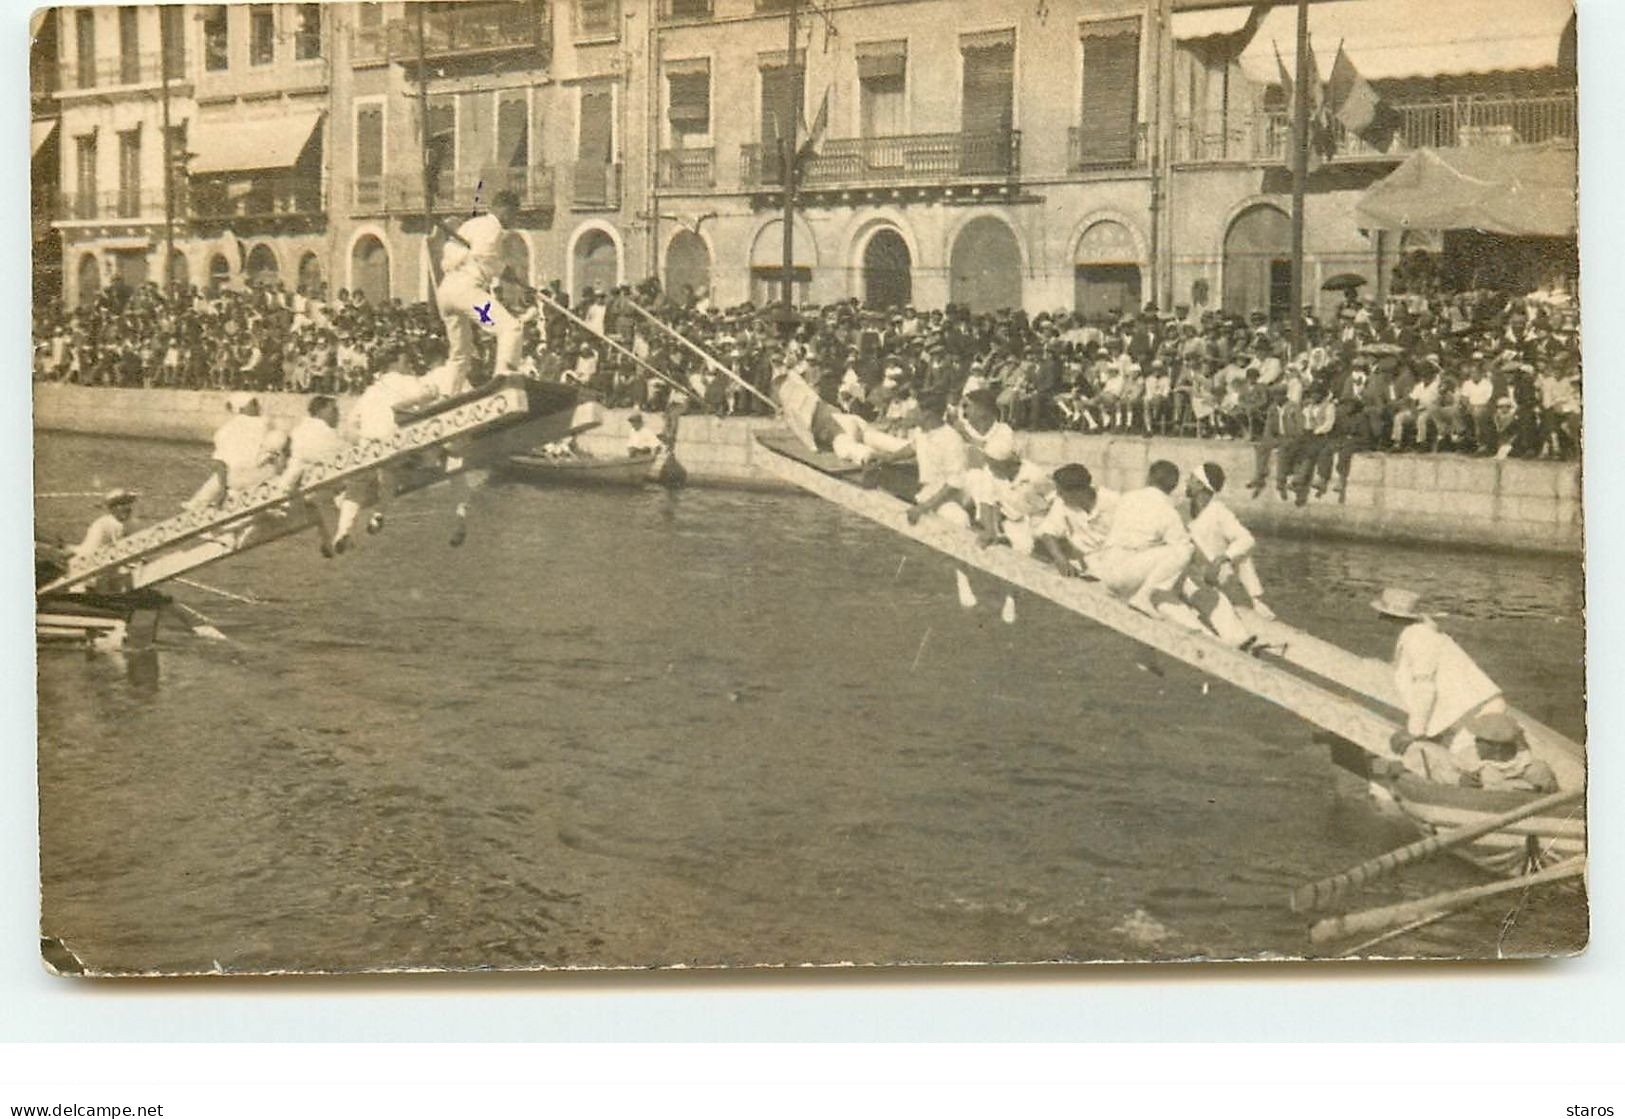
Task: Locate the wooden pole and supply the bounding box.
[1309,858,1585,946]
[532,289,704,405]
[626,300,778,411]
[160,23,174,296]
[1290,788,1585,912]
[1289,0,1309,352]
[415,6,437,288]
[780,0,799,334]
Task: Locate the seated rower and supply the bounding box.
[1035,464,1118,578]
[1185,462,1276,620]
[773,367,911,466]
[1088,460,1201,627]
[67,488,139,590]
[347,366,473,546]
[953,387,1015,469]
[1373,587,1512,771]
[275,395,361,557]
[625,412,663,458]
[184,393,289,512]
[964,428,1054,554]
[866,391,972,529]
[1397,711,1557,793]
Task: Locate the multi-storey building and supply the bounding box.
[32,9,63,305]
[50,3,195,306]
[36,0,1578,320]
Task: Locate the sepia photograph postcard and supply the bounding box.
[30,0,1586,977]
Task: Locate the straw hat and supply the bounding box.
[104,488,138,508]
[1370,587,1426,620]
[1468,711,1523,746]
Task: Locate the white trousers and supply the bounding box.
[437,272,521,382]
[1090,542,1194,601]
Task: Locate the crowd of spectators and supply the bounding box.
[34,266,1582,465]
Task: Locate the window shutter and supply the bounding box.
[1078,18,1141,165]
[668,70,710,130]
[960,32,1014,137]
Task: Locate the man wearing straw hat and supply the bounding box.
[1372,587,1512,780]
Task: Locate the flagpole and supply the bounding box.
[780,0,799,336]
[1289,0,1310,353]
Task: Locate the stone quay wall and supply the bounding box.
[35,384,1582,556]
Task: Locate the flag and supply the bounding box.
[1275,38,1326,171]
[795,85,830,170]
[1327,42,1399,151]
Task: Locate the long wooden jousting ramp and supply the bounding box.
[39,379,602,597]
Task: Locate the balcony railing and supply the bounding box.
[385,2,550,63]
[351,166,555,215]
[571,161,622,209]
[56,189,169,222]
[658,147,715,190]
[59,51,182,93]
[1174,92,1577,165]
[741,130,1021,188]
[1068,122,1148,172]
[190,181,321,221]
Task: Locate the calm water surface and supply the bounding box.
[35,433,1587,973]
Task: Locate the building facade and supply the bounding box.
[37,0,1578,319]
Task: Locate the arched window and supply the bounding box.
[298,252,323,296]
[664,230,711,304]
[1223,204,1292,319]
[350,234,390,304]
[208,253,231,294]
[748,217,815,307]
[949,216,1021,313]
[572,229,618,300]
[246,243,279,287]
[1073,220,1141,322]
[861,228,912,310]
[76,253,100,307]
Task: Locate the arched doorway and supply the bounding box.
[298,251,323,296]
[208,253,231,293]
[1073,220,1142,322]
[1223,204,1292,320]
[862,228,912,309]
[949,216,1022,314]
[76,253,100,307]
[572,229,618,300]
[246,243,279,288]
[500,232,530,288]
[749,217,815,307]
[665,230,711,305]
[350,234,390,305]
[168,251,189,293]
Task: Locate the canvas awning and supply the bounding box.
[1232,0,1573,83]
[1171,4,1260,43]
[188,112,323,175]
[1355,143,1576,238]
[31,119,57,157]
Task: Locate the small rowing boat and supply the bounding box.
[500,452,669,488]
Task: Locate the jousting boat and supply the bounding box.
[37,377,603,645]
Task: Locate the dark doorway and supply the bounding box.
[862,229,912,309]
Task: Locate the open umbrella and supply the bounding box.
[1321,273,1369,292]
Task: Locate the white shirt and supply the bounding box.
[626,425,662,454]
[1037,488,1120,555]
[1460,376,1495,407]
[1189,496,1255,563]
[968,461,1053,519]
[1393,620,1503,738]
[277,415,348,489]
[212,414,279,490]
[74,512,127,563]
[1101,486,1189,554]
[443,213,505,286]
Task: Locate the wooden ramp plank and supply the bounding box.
[44,395,603,595]
[755,437,1407,760]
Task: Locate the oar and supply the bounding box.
[1289,786,1584,912]
[626,300,780,413]
[1308,857,1585,947]
[168,600,229,642]
[531,290,705,406]
[173,576,261,605]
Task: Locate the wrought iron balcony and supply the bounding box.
[190,180,321,221]
[570,161,622,209]
[1068,122,1148,172]
[741,130,1021,189]
[385,1,550,64]
[59,51,185,94]
[1173,91,1577,166]
[56,189,169,222]
[658,148,715,190]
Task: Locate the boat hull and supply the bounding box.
[1390,776,1586,876]
[500,454,660,487]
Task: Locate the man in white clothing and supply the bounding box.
[891,392,972,528]
[185,393,288,511]
[1185,461,1275,620]
[1036,464,1118,577]
[436,189,522,386]
[1088,460,1195,618]
[1371,587,1511,779]
[276,395,361,557]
